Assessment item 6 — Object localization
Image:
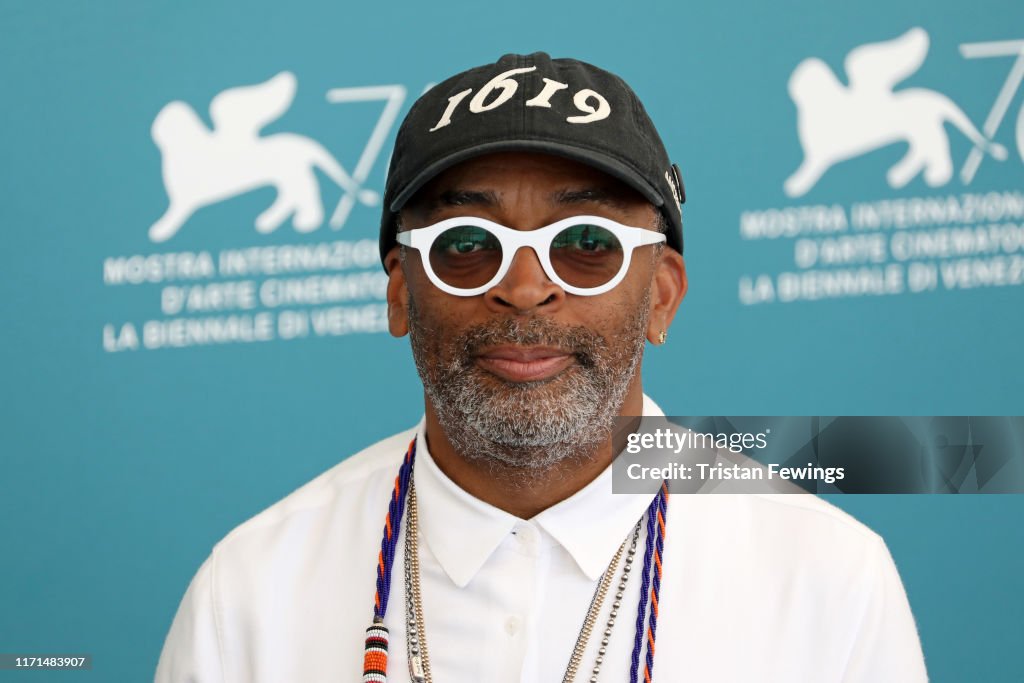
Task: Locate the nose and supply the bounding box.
[484,245,565,313]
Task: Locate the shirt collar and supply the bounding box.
[413,394,666,587]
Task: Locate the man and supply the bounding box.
[156,53,928,682]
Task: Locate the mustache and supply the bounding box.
[456,318,606,369]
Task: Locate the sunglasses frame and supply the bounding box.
[396,214,667,297]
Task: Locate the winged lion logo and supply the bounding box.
[149,71,378,242]
[784,27,1007,198]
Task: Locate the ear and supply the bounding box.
[646,249,687,345]
[384,246,410,338]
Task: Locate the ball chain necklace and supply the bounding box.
[362,438,670,683]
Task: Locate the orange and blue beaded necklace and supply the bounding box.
[362,437,670,683]
[361,438,415,683]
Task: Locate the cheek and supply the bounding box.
[573,291,650,342]
[407,283,476,349]
[595,265,654,315]
[405,258,494,333]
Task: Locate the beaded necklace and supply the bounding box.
[362,437,669,683]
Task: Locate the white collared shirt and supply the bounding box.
[155,395,928,682]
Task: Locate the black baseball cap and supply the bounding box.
[378,52,685,266]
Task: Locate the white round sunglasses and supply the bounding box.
[396,215,666,297]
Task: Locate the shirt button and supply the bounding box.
[505,616,520,636]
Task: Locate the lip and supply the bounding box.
[474,345,576,382]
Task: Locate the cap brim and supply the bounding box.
[389,139,666,213]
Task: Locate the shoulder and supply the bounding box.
[157,426,421,681]
[747,492,882,544]
[673,492,889,580]
[734,492,883,550]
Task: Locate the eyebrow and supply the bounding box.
[426,189,500,213]
[551,188,633,210]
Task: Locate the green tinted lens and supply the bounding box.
[428,225,502,289]
[550,223,624,288]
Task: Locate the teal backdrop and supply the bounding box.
[1,0,1022,680]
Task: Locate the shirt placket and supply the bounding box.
[495,520,543,683]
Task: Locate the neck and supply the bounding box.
[422,381,645,519]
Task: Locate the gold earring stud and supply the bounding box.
[657,330,667,345]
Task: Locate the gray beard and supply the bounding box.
[407,293,649,479]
